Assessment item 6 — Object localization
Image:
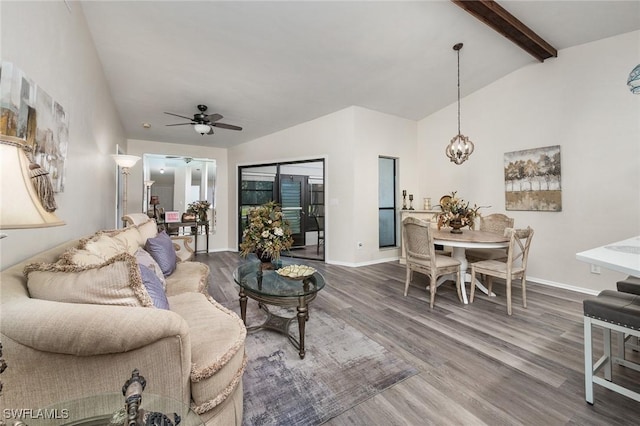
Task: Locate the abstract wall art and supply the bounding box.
[0,61,69,192]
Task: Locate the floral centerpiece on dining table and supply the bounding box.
[437,191,484,233]
[187,200,212,223]
[240,201,294,261]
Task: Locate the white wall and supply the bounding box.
[0,1,126,269]
[127,139,230,253]
[352,107,418,264]
[228,106,418,265]
[418,31,640,293]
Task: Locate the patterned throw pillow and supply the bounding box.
[138,264,170,310]
[135,248,166,290]
[144,231,177,277]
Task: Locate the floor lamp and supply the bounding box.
[144,180,155,216]
[112,154,140,227]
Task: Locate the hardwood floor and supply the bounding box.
[199,251,640,425]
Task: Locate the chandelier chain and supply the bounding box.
[457,46,461,135]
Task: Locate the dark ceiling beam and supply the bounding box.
[451,0,557,62]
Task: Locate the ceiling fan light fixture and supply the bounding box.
[194,123,210,135]
[445,42,474,165]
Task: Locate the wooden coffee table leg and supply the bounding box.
[297,296,308,359]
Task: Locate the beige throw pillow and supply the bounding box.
[25,253,153,307]
[60,226,144,267]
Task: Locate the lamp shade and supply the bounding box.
[112,154,141,168]
[0,140,65,229]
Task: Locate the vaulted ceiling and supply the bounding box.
[80,1,640,149]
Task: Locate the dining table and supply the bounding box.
[432,228,510,304]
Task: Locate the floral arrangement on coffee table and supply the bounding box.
[437,191,484,232]
[240,201,294,261]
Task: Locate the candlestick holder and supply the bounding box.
[402,190,408,210]
[409,194,414,210]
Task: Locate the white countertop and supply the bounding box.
[576,236,640,277]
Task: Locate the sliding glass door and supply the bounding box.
[239,159,325,261]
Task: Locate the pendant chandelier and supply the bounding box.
[445,43,474,165]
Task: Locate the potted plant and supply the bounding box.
[187,200,211,223]
[240,201,294,261]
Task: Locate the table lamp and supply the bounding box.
[0,137,65,235]
[150,195,160,219]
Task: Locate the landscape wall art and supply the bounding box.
[504,145,561,211]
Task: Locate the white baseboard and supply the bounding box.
[327,256,400,268]
[528,275,600,296]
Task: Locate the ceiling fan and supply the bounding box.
[165,104,242,135]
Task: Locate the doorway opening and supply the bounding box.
[239,159,325,261]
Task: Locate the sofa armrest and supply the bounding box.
[171,235,195,262]
[1,298,189,356]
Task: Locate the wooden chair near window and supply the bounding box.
[402,217,462,308]
[470,227,534,315]
[311,214,324,254]
[465,213,514,263]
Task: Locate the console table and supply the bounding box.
[158,220,210,253]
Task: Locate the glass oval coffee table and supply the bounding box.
[233,258,325,359]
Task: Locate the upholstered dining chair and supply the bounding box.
[465,213,515,263]
[402,217,462,308]
[470,227,534,315]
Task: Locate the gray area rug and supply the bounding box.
[225,302,419,426]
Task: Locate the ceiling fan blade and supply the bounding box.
[207,127,215,135]
[206,113,223,122]
[212,122,242,131]
[164,112,195,121]
[165,123,193,126]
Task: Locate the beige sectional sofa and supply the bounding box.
[0,217,246,425]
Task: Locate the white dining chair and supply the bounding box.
[470,227,534,315]
[465,213,514,263]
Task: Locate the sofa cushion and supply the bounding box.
[59,247,109,267]
[24,253,154,307]
[168,292,247,413]
[59,227,143,268]
[83,226,143,256]
[145,231,177,276]
[137,218,158,243]
[139,264,170,310]
[135,248,166,290]
[165,262,210,296]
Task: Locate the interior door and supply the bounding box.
[279,174,306,247]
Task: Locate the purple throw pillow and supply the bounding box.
[144,231,177,276]
[139,264,170,310]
